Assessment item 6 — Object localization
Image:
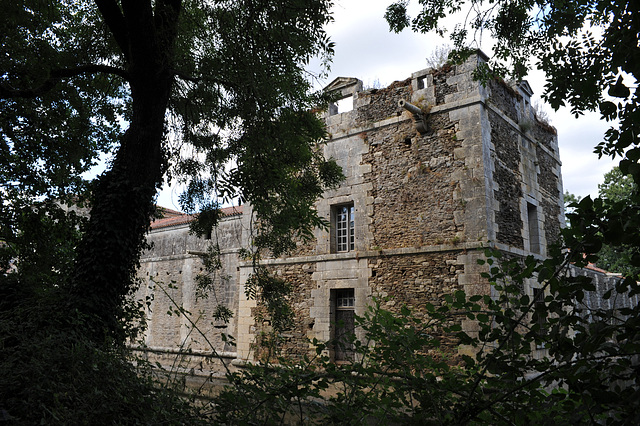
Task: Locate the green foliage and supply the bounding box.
[0,200,86,291]
[594,167,640,277]
[2,0,340,343]
[0,281,203,425]
[563,191,582,227]
[213,297,472,425]
[564,191,582,207]
[1,1,124,202]
[599,166,636,204]
[1,0,341,420]
[211,245,640,424]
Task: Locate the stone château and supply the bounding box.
[134,51,571,380]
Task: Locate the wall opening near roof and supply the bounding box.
[335,95,353,114]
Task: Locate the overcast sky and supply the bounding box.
[157,0,618,209]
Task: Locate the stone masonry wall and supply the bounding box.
[488,79,520,123]
[136,216,242,357]
[363,111,464,248]
[434,65,460,105]
[369,251,466,352]
[490,109,525,248]
[369,251,464,310]
[252,262,316,360]
[355,79,411,126]
[537,144,563,247]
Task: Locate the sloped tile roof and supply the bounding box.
[150,205,243,230]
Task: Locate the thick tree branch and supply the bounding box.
[94,0,131,61]
[0,65,129,99]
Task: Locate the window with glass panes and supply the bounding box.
[335,204,354,252]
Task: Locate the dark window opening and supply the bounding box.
[332,288,355,362]
[532,287,546,338]
[527,203,540,254]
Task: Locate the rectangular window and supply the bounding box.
[532,287,546,339]
[527,202,540,254]
[333,203,355,253]
[332,288,355,362]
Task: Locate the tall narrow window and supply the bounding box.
[527,202,540,254]
[532,288,546,339]
[333,203,355,253]
[332,288,355,362]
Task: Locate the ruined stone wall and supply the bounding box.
[531,118,558,153]
[243,57,494,362]
[433,66,459,105]
[355,79,411,126]
[488,79,520,123]
[490,109,525,248]
[485,77,562,254]
[537,144,563,247]
[363,113,464,248]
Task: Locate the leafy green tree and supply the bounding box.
[1,0,342,422]
[1,0,340,343]
[563,191,582,226]
[599,166,636,204]
[595,166,640,277]
[564,191,582,206]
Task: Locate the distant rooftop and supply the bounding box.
[151,205,243,230]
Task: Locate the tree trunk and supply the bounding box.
[70,0,181,342]
[71,70,172,343]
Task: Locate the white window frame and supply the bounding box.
[334,203,355,253]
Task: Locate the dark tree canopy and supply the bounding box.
[1,0,341,343]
